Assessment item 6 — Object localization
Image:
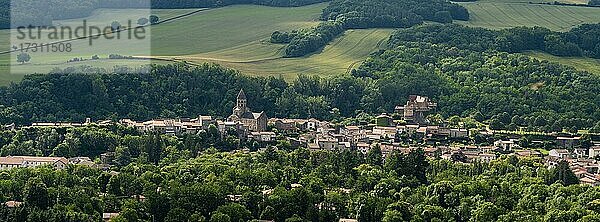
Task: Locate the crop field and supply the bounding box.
[172,28,392,80]
[523,51,600,75]
[456,1,600,31]
[1,3,347,85]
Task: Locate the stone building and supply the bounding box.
[395,95,437,124]
[228,89,268,132]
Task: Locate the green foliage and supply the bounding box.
[149,15,160,24]
[357,30,600,131]
[215,203,251,222]
[322,0,469,25]
[23,178,49,209]
[278,0,469,57]
[137,17,149,26]
[0,145,596,221]
[434,11,453,24]
[389,23,600,59]
[16,53,31,64]
[282,21,346,57]
[548,161,580,186]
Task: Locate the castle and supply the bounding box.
[395,95,437,124]
[228,89,267,132]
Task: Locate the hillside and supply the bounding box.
[1,2,395,84]
[523,51,600,75]
[169,28,391,80]
[456,1,600,31]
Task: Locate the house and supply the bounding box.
[589,146,600,159]
[305,118,320,131]
[195,115,216,129]
[549,149,571,159]
[494,139,519,151]
[376,113,392,126]
[216,121,251,139]
[372,126,397,139]
[103,213,120,221]
[556,137,581,149]
[228,89,267,132]
[545,156,562,168]
[271,119,298,132]
[317,137,338,150]
[478,153,497,163]
[580,176,600,186]
[574,148,588,159]
[515,150,542,158]
[248,132,276,142]
[0,156,68,170]
[449,129,469,138]
[226,195,243,202]
[356,143,371,154]
[69,157,97,168]
[4,201,23,208]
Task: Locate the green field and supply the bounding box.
[0,3,394,84]
[453,0,600,75]
[0,8,202,85]
[456,1,600,31]
[161,28,391,80]
[5,0,600,85]
[523,51,600,75]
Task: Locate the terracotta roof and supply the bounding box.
[15,156,68,164]
[0,157,24,165]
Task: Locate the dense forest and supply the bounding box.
[388,23,600,59]
[321,0,469,24]
[0,0,8,29]
[1,49,599,131]
[0,123,592,221]
[278,21,346,57]
[273,0,469,57]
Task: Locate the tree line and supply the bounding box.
[275,21,346,57]
[272,0,469,57]
[388,23,600,59]
[353,37,600,131]
[1,53,599,132]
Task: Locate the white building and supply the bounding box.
[494,139,520,151]
[549,149,571,159]
[0,156,68,170]
[589,147,600,159]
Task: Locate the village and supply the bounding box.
[3,90,600,187]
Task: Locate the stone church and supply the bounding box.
[228,89,268,132]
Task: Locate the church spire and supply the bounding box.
[234,89,248,116]
[237,89,246,100]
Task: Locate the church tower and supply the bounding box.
[234,89,247,116]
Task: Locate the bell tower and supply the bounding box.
[234,89,247,116]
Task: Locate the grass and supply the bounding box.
[522,51,600,75]
[170,28,392,80]
[150,4,325,55]
[0,8,202,85]
[0,3,393,84]
[0,4,333,84]
[456,1,600,31]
